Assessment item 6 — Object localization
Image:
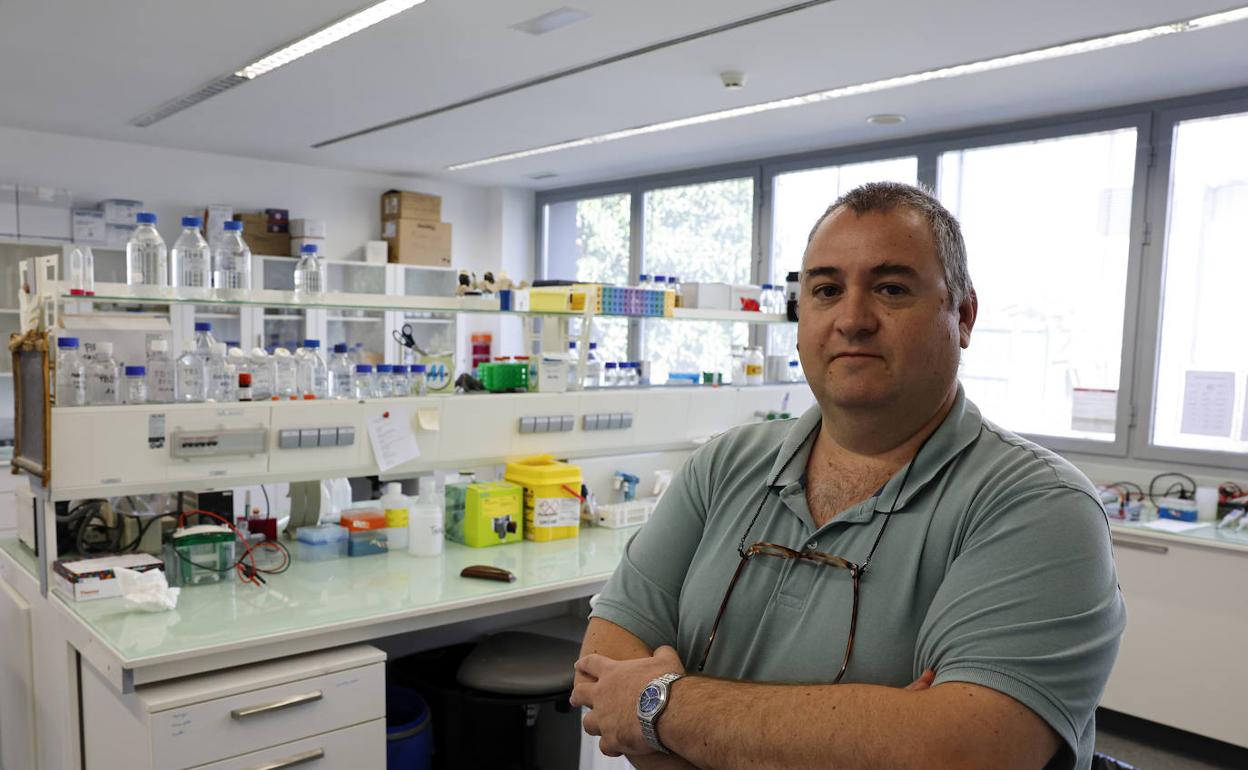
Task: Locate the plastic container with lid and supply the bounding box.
[744,346,765,385]
[295,524,348,561]
[340,510,388,556]
[504,455,582,542]
[381,483,410,551]
[409,476,444,557]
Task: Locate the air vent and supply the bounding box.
[131,74,249,127]
[527,172,559,180]
[512,7,590,36]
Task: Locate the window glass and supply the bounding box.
[939,128,1137,440]
[1152,111,1248,454]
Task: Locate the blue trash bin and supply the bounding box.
[387,686,433,770]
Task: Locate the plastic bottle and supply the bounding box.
[248,347,275,400]
[296,339,329,399]
[55,337,86,407]
[206,342,232,402]
[170,216,211,289]
[408,476,444,557]
[411,363,428,396]
[392,365,410,397]
[381,482,410,551]
[213,220,252,294]
[745,346,765,385]
[123,366,148,405]
[273,347,297,399]
[583,342,602,389]
[374,364,395,398]
[145,339,176,403]
[67,246,93,296]
[126,212,168,288]
[329,343,353,399]
[175,344,207,402]
[293,243,326,296]
[88,341,121,405]
[353,364,375,399]
[604,361,619,388]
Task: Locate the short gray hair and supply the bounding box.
[805,181,974,307]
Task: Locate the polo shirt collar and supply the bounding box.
[767,384,983,514]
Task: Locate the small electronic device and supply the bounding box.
[460,565,516,583]
[169,428,267,459]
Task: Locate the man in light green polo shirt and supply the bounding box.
[571,182,1125,769]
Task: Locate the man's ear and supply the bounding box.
[958,290,978,349]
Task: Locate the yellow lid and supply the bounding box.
[505,454,582,486]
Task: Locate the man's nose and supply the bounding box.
[833,289,879,340]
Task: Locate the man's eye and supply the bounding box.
[814,285,840,298]
[878,284,909,297]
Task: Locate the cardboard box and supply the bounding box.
[53,553,164,602]
[290,218,326,238]
[381,190,441,222]
[233,212,268,233]
[17,185,72,240]
[384,219,451,266]
[681,282,732,310]
[100,199,144,225]
[264,208,289,233]
[291,236,324,258]
[0,183,17,237]
[243,231,292,257]
[105,223,136,250]
[72,208,107,245]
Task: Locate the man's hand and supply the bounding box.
[571,645,686,757]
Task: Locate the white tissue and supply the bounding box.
[114,566,181,612]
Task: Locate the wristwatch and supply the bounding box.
[637,672,684,754]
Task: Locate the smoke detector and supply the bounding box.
[720,70,746,89]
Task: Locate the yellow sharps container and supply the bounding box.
[504,455,583,542]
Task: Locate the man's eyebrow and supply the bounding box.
[804,263,920,280]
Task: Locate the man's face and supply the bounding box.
[797,206,975,417]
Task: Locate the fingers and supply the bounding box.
[581,708,601,737]
[575,653,607,679]
[905,669,936,691]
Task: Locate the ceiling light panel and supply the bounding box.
[512,7,591,36]
[447,3,1248,171]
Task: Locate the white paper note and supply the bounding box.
[1071,388,1117,433]
[366,408,420,472]
[1143,519,1210,534]
[1180,371,1234,437]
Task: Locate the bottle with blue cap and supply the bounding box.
[192,321,217,363]
[328,343,353,399]
[54,336,86,407]
[123,366,148,405]
[295,339,329,399]
[126,212,168,288]
[353,364,375,399]
[294,243,326,295]
[170,216,211,289]
[213,220,252,294]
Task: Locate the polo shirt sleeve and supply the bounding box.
[589,448,710,651]
[915,486,1126,769]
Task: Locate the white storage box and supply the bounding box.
[364,240,387,264]
[17,185,72,240]
[681,282,732,310]
[0,183,16,236]
[100,198,144,225]
[73,208,107,245]
[290,236,325,258]
[53,553,164,601]
[730,283,762,312]
[290,218,326,238]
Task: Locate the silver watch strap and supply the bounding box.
[640,672,684,754]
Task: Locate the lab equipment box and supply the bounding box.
[444,481,523,547]
[505,455,582,542]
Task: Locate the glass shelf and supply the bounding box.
[57,282,793,324]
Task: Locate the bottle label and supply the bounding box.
[385,507,409,528]
[745,364,763,376]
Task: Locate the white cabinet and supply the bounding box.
[0,575,35,770]
[1100,531,1248,748]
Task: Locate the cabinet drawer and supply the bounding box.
[151,662,384,769]
[190,718,385,770]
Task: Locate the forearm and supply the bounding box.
[660,676,1048,770]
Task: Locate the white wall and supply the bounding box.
[0,124,531,272]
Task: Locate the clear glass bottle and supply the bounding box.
[248,347,275,400]
[145,338,176,403]
[175,344,207,402]
[374,364,395,398]
[192,322,216,362]
[170,216,211,289]
[353,364,375,399]
[213,220,252,294]
[391,365,410,397]
[638,274,651,289]
[295,339,329,399]
[328,343,353,399]
[788,360,802,382]
[567,342,579,389]
[123,366,148,405]
[667,276,681,308]
[55,336,86,407]
[411,363,428,396]
[627,362,641,387]
[88,341,121,405]
[759,284,775,313]
[293,243,326,295]
[206,342,232,402]
[126,212,168,288]
[237,372,254,401]
[652,275,667,294]
[273,347,298,399]
[583,342,602,389]
[604,361,619,388]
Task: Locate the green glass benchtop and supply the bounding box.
[14,528,635,666]
[1109,519,1248,553]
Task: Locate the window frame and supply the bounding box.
[534,85,1248,471]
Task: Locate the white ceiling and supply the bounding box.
[2,0,1247,190]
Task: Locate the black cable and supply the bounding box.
[260,485,272,519]
[1148,472,1196,505]
[1107,481,1144,500]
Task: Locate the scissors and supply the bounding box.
[392,323,428,356]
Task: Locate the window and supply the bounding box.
[769,157,919,361]
[641,178,753,379]
[542,193,631,364]
[1152,110,1248,455]
[939,128,1137,442]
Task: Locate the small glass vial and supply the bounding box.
[788,360,802,382]
[604,361,619,388]
[123,365,148,405]
[391,365,410,396]
[411,363,428,396]
[353,364,375,399]
[237,372,254,401]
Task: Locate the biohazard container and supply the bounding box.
[504,455,582,542]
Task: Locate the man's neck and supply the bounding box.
[815,384,958,468]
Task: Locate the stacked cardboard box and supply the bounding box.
[381,190,451,266]
[233,212,291,256]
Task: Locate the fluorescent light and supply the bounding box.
[236,0,427,80]
[447,4,1248,171]
[512,7,591,36]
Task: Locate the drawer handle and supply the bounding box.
[231,690,323,720]
[245,748,324,770]
[1111,537,1169,555]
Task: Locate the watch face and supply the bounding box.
[639,684,662,716]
